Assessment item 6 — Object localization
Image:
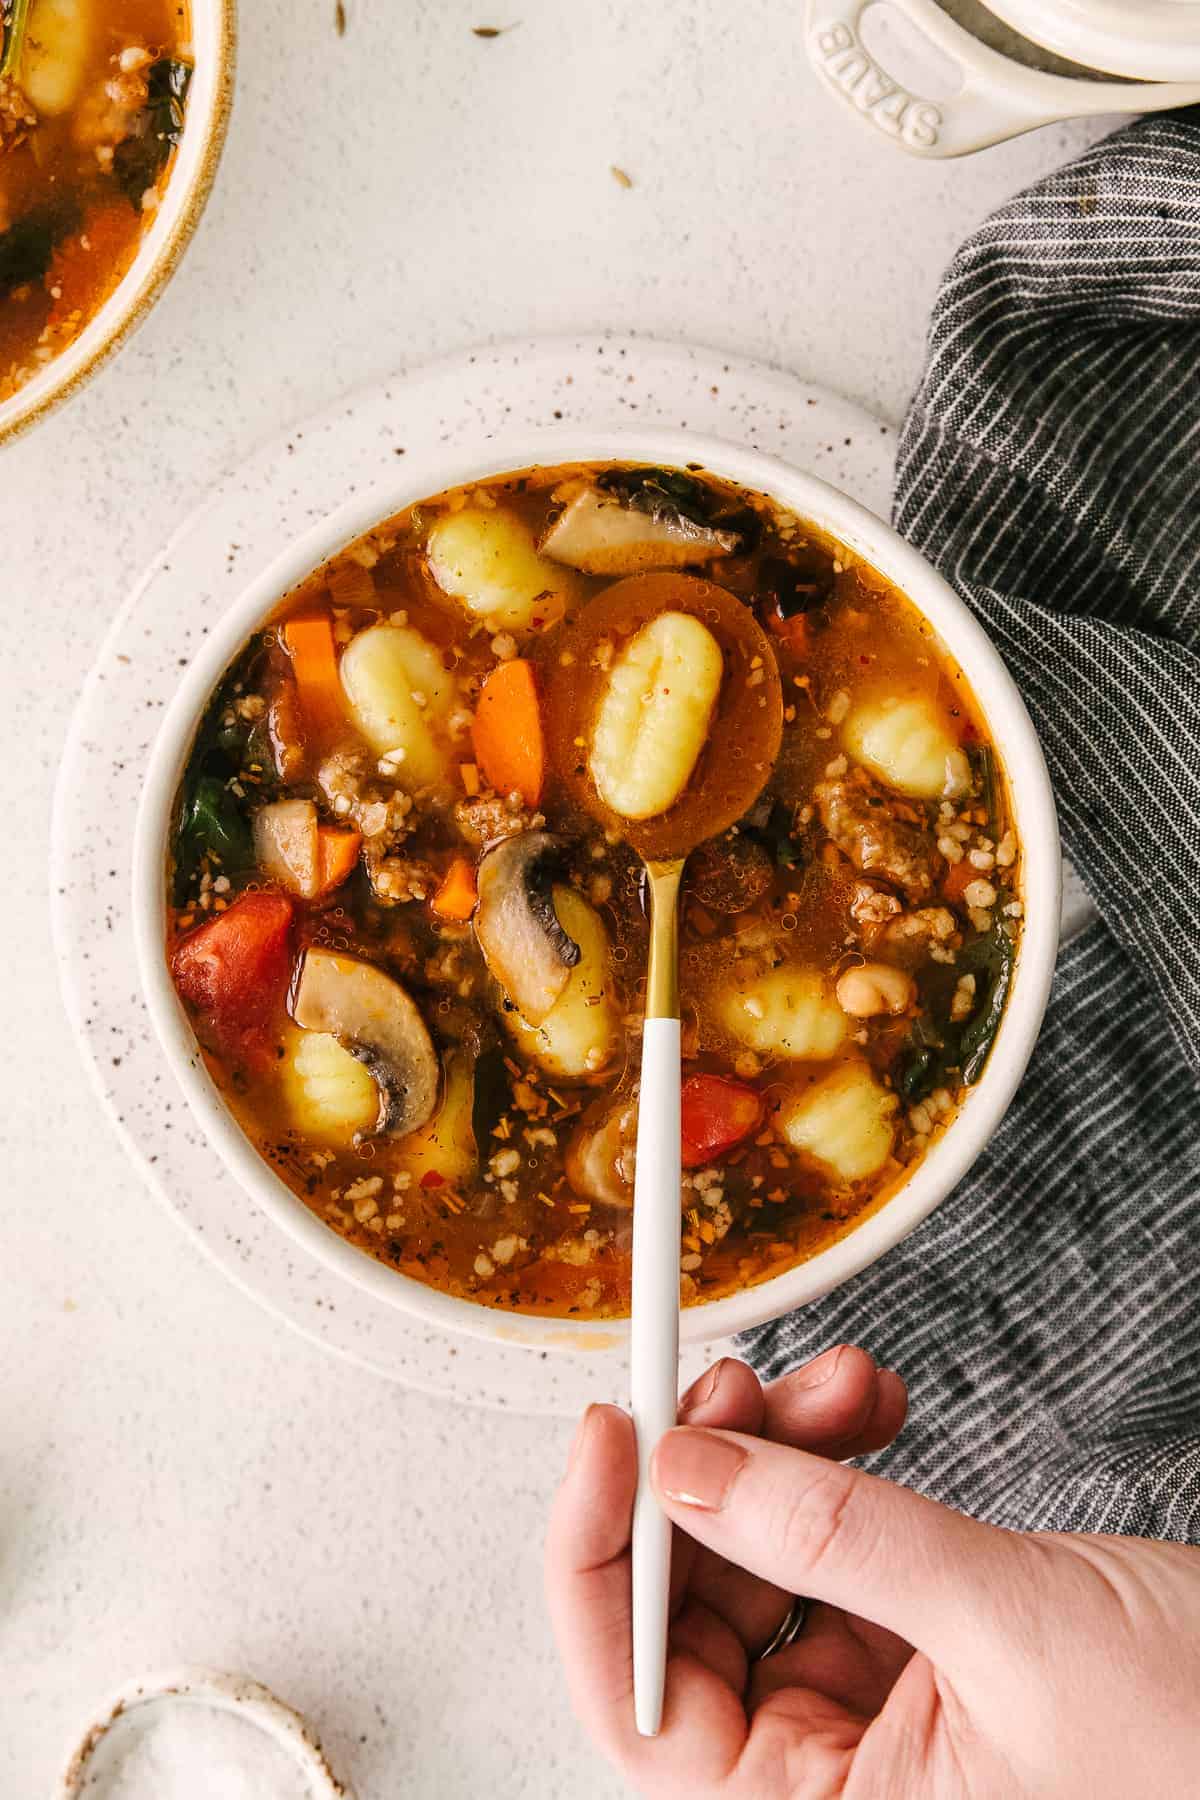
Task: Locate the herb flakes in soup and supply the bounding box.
[165,461,1024,1321]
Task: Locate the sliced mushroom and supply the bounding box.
[540,487,741,576]
[565,1097,638,1207]
[474,831,581,1025]
[504,884,619,1080]
[292,947,439,1139]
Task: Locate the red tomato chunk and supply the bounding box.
[681,1074,764,1169]
[170,892,294,1066]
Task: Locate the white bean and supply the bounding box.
[835,961,915,1019]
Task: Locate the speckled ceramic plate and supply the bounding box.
[49,333,1091,1415]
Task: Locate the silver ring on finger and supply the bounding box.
[756,1596,808,1660]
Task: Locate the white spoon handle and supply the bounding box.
[631,1013,682,1738]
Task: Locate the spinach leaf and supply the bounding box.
[757,552,835,621]
[973,744,1000,834]
[596,466,711,525]
[742,798,805,870]
[957,920,1015,1084]
[172,635,269,902]
[471,1044,511,1151]
[897,1014,944,1102]
[178,775,252,877]
[0,0,32,79]
[896,922,1016,1100]
[595,466,759,546]
[0,200,78,300]
[112,58,193,207]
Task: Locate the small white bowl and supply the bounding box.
[133,427,1060,1352]
[0,0,235,447]
[57,1666,351,1798]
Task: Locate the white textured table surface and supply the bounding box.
[1,3,1105,1793]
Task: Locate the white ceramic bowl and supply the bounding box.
[0,0,235,447]
[133,426,1061,1353]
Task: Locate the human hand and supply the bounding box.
[546,1348,1200,1798]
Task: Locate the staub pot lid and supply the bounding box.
[978,0,1200,81]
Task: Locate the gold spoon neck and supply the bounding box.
[643,857,685,1021]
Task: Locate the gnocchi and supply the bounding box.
[843,695,970,800]
[21,0,92,117]
[504,885,619,1080]
[281,1030,379,1143]
[340,622,456,787]
[399,1053,478,1186]
[426,506,576,632]
[718,967,847,1061]
[589,611,723,821]
[778,1063,898,1183]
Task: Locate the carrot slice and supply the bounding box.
[315,826,361,897]
[431,856,478,921]
[942,858,976,905]
[282,614,345,738]
[471,659,545,806]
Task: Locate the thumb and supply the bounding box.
[651,1425,1023,1674]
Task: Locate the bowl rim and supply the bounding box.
[132,423,1061,1352]
[0,0,237,448]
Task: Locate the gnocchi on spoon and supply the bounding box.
[548,570,784,1738]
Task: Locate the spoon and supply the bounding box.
[546,571,783,1736]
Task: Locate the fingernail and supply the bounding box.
[653,1428,748,1511]
[792,1345,851,1389]
[678,1359,725,1419]
[567,1403,599,1475]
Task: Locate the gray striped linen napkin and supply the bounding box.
[740,111,1200,1540]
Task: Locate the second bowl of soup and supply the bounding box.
[133,431,1059,1350]
[0,0,232,443]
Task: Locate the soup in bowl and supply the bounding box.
[0,0,232,442]
[133,432,1059,1350]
